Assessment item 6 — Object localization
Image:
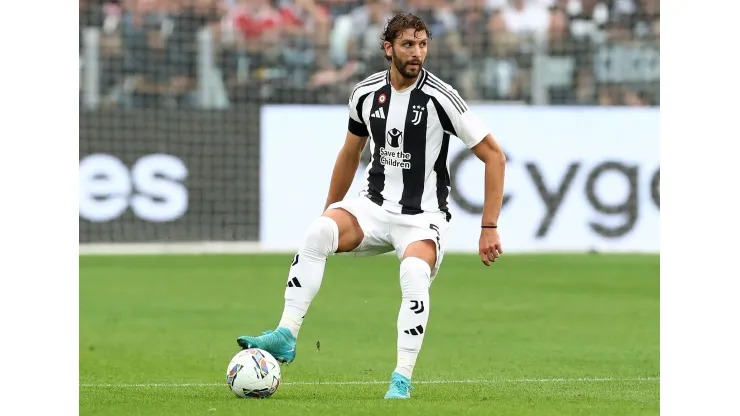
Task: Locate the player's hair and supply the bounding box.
[380,13,432,62]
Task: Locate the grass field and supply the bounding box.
[80,253,659,415]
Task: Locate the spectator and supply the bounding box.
[279,0,333,71]
[499,0,550,40]
[316,0,363,18]
[544,5,594,104]
[631,0,659,40]
[480,10,524,101]
[120,0,173,107]
[566,0,610,43]
[80,0,658,108]
[168,0,225,104]
[454,0,492,100]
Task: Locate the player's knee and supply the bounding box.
[402,240,437,270]
[400,257,431,297]
[301,216,339,258]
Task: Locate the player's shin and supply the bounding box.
[394,257,432,380]
[278,216,339,338]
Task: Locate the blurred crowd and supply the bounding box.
[79,0,659,108]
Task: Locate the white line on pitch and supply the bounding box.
[80,377,659,388]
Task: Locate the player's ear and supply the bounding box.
[383,41,392,59]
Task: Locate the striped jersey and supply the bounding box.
[347,68,490,219]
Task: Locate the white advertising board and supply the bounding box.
[261,105,659,253]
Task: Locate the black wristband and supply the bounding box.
[481,225,497,229]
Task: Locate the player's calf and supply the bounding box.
[393,256,432,381]
[237,216,340,362]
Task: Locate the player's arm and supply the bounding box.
[323,88,372,211]
[323,131,368,211]
[470,132,505,266]
[433,87,505,265]
[471,134,506,229]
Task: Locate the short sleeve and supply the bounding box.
[433,86,490,149]
[347,91,369,137]
[452,110,490,149]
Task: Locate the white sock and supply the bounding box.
[394,257,431,380]
[278,216,339,338]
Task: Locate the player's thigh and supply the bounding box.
[326,197,395,256]
[322,208,364,253]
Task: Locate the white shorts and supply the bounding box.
[326,196,450,280]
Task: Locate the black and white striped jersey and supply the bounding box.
[347,68,490,219]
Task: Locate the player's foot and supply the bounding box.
[383,372,414,399]
[236,327,297,364]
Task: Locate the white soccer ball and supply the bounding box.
[226,348,282,398]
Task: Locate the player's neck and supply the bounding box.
[389,66,419,92]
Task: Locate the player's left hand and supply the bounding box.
[479,228,503,266]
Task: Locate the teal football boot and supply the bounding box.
[383,372,414,399]
[236,327,297,364]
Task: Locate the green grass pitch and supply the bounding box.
[80,253,659,415]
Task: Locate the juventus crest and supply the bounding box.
[411,105,425,126]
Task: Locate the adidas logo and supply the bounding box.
[410,300,425,314]
[286,277,302,288]
[371,107,386,119]
[403,325,424,336]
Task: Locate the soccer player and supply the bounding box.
[237,12,506,399]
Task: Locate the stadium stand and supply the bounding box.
[79,0,659,109]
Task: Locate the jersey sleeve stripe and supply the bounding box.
[357,71,386,87]
[426,81,465,114]
[355,90,373,124]
[426,77,467,113]
[350,74,384,101]
[350,72,388,101]
[427,73,467,109]
[350,77,388,103]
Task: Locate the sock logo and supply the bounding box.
[286,277,302,288]
[410,300,425,314]
[403,325,424,336]
[291,254,300,266]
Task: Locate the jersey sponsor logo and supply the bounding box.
[379,147,411,169]
[387,128,403,147]
[380,129,412,169]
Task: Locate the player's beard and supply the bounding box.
[392,50,423,79]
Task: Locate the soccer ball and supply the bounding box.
[226,348,282,398]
